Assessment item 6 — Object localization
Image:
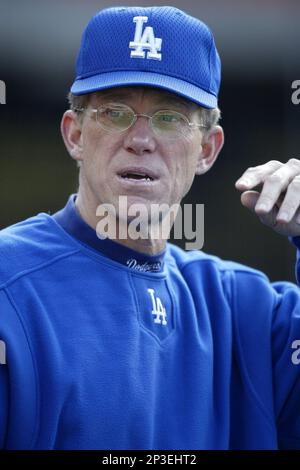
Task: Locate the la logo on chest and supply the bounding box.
[129,16,162,60]
[147,288,167,325]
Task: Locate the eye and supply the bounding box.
[153,111,185,131]
[105,108,126,120]
[158,113,179,123]
[97,104,133,131]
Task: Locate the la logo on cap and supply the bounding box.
[129,16,162,61]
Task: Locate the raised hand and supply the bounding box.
[235,159,300,237]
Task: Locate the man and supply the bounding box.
[0,6,300,450]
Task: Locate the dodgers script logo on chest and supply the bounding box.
[129,16,162,60]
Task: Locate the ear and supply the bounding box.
[195,125,224,175]
[60,110,84,163]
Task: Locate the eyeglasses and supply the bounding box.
[75,102,207,140]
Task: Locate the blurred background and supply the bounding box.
[1,0,299,281]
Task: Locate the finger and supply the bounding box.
[276,175,300,223]
[255,161,300,214]
[240,190,260,212]
[257,207,279,229]
[241,191,285,216]
[240,190,279,228]
[235,160,282,191]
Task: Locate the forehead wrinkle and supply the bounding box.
[90,87,195,111]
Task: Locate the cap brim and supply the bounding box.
[70,71,217,109]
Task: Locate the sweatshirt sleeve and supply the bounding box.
[0,288,38,449]
[0,364,8,448]
[229,239,300,450]
[271,238,300,448]
[290,236,300,284]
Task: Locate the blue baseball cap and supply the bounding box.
[71,6,221,109]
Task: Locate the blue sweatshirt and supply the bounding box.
[0,195,300,450]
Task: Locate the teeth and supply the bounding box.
[122,172,153,181]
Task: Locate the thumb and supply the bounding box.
[240,190,260,212]
[240,190,279,229]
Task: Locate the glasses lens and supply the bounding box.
[97,104,134,132]
[151,110,189,139]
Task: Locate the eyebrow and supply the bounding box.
[156,96,191,110]
[98,91,135,101]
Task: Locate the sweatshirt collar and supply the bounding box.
[52,194,165,273]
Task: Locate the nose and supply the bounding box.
[123,115,157,156]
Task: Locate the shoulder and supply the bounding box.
[165,242,295,316]
[166,243,299,326]
[0,213,79,286]
[166,242,268,281]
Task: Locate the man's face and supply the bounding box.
[72,87,208,216]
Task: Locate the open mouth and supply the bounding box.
[119,171,155,182]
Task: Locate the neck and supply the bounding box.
[75,190,167,256]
